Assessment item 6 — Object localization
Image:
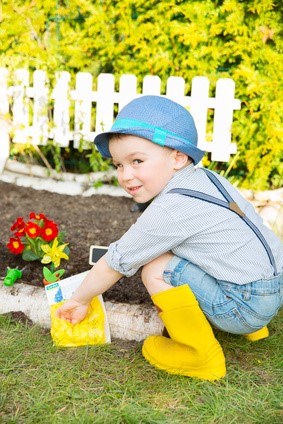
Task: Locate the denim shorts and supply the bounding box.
[163,256,283,335]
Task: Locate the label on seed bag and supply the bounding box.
[44,271,89,305]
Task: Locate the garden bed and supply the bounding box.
[1,166,282,340]
[1,179,150,305]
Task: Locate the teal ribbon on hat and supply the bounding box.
[111,118,194,147]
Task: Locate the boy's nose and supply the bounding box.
[122,166,134,181]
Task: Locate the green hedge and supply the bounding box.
[1,0,282,189]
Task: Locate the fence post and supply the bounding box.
[13,69,30,143]
[143,75,161,95]
[166,76,186,104]
[32,70,49,146]
[73,72,93,148]
[211,78,239,161]
[0,68,10,173]
[190,76,210,153]
[118,74,138,110]
[52,71,71,147]
[95,73,115,134]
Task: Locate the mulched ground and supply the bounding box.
[1,180,151,305]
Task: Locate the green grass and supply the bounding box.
[1,309,283,424]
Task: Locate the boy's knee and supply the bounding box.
[141,252,173,289]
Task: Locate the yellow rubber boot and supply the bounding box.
[244,326,269,342]
[142,285,226,381]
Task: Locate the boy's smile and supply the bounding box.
[109,135,181,203]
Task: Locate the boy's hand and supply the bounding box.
[55,299,90,325]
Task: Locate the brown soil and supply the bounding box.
[1,180,151,305]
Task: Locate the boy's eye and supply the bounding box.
[133,159,142,165]
[112,162,122,169]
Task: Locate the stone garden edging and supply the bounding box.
[0,283,163,341]
[0,159,129,197]
[1,160,282,341]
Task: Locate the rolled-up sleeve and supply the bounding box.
[104,200,187,277]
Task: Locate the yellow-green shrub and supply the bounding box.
[1,0,282,188]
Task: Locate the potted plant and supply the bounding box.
[43,266,65,285]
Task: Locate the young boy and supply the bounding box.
[56,95,283,381]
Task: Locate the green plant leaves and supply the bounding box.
[22,248,41,262]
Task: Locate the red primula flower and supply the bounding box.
[7,237,25,254]
[10,217,25,232]
[29,212,47,221]
[41,220,59,241]
[25,222,42,238]
[15,227,26,238]
[7,212,69,271]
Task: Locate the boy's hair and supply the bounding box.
[108,133,126,141]
[94,95,205,165]
[108,132,193,163]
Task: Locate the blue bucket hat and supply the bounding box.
[94,95,205,164]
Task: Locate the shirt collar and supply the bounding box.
[161,163,196,195]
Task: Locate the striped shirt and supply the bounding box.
[105,164,283,284]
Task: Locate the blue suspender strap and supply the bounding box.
[168,169,277,276]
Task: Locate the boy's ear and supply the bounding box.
[173,150,190,169]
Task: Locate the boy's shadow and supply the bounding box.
[130,201,151,213]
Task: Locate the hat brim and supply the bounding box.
[94,129,205,165]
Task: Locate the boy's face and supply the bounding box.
[109,135,180,203]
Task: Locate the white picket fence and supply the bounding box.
[0,68,241,173]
